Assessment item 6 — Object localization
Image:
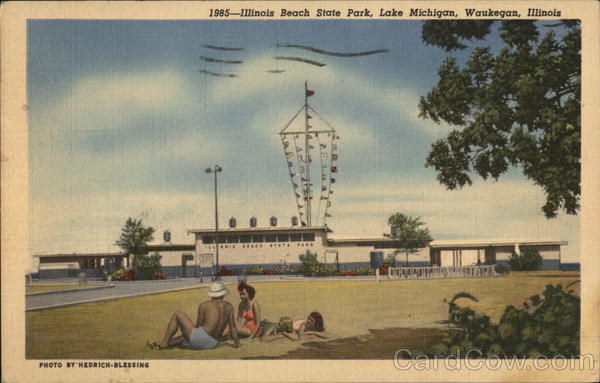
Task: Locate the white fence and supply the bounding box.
[377,265,498,281]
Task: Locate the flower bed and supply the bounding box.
[217,266,236,276]
[111,268,137,281]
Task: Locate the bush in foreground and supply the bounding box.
[421,283,580,358]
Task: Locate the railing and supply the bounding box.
[377,265,498,281]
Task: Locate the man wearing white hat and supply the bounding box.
[149,281,240,350]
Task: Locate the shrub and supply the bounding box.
[384,254,396,267]
[133,252,162,280]
[298,250,321,276]
[379,262,391,275]
[509,249,542,271]
[247,266,265,275]
[426,283,580,358]
[353,267,375,276]
[312,264,338,276]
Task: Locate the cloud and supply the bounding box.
[36,69,196,133]
[203,54,451,139]
[325,176,579,261]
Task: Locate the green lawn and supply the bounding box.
[26,284,99,294]
[26,271,579,359]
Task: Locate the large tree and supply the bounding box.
[386,213,433,266]
[115,217,155,256]
[419,20,580,218]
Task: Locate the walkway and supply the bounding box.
[26,275,375,311]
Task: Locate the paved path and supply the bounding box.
[26,275,376,311]
[26,278,211,311]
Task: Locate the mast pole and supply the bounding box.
[304,81,311,227]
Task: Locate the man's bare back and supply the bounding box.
[196,298,240,347]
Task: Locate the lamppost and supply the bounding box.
[205,165,222,280]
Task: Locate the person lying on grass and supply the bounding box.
[254,312,329,342]
[148,281,240,350]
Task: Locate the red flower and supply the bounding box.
[218,266,236,276]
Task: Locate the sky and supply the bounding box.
[27,19,580,267]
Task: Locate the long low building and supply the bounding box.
[33,224,568,279]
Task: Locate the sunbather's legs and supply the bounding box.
[161,310,194,345]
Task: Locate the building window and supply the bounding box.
[290,233,302,242]
[240,235,251,243]
[226,235,239,244]
[252,234,264,243]
[302,233,315,242]
[265,234,277,243]
[277,233,290,242]
[202,235,215,244]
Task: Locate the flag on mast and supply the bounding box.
[306,89,315,97]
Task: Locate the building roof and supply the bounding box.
[34,252,127,259]
[34,252,127,264]
[141,244,195,252]
[429,239,567,248]
[188,226,331,235]
[327,237,402,247]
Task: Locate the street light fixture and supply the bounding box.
[205,165,223,280]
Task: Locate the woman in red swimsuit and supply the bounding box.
[236,281,261,337]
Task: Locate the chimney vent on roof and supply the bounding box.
[229,217,236,228]
[291,216,298,226]
[250,217,257,227]
[270,216,278,227]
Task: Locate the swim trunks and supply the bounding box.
[182,327,218,350]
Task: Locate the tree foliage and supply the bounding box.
[386,213,433,265]
[420,20,580,218]
[115,217,155,254]
[132,252,163,280]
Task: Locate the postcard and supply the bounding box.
[1,1,599,382]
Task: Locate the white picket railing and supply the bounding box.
[379,265,498,281]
